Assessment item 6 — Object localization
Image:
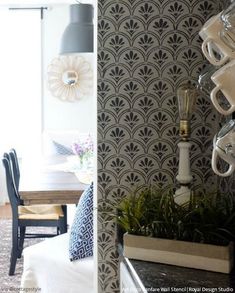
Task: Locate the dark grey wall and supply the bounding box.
[97,1,222,292]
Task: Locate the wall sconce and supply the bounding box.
[175,83,198,205]
[60,3,94,54]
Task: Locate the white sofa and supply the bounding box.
[21,233,94,293]
[42,130,92,157]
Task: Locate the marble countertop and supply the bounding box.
[126,259,235,291]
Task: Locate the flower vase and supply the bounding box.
[79,156,89,170]
[79,156,84,169]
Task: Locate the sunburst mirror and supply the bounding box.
[47,55,93,102]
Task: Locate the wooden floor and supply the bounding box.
[0,204,12,219]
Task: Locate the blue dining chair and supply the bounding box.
[2,156,67,275]
[8,149,67,235]
[9,149,20,191]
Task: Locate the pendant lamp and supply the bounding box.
[60,4,94,54]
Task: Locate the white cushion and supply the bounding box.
[21,233,94,293]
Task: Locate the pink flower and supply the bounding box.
[71,135,94,159]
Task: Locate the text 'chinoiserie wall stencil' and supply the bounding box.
[97,1,225,292]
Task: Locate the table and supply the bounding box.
[19,156,89,205]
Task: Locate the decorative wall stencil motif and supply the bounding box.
[47,55,93,102]
[98,1,222,292]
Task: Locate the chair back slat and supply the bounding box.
[9,149,20,191]
[2,157,21,213]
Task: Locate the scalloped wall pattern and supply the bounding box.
[97,1,226,292]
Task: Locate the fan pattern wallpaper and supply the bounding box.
[97,0,230,292]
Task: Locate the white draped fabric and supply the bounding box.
[21,233,94,293]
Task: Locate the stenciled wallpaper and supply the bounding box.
[97,0,223,292]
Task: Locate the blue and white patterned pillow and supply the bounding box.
[53,141,74,155]
[69,183,93,261]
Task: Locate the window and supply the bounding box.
[0,9,41,158]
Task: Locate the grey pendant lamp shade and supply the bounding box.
[60,4,94,54]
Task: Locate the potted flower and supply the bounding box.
[71,135,94,169]
[117,187,235,273]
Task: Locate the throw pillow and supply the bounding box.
[69,183,93,261]
[53,141,74,155]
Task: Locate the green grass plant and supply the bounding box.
[117,187,235,246]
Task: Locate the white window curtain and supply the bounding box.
[0,9,42,204]
[0,9,41,158]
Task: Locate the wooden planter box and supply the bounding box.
[123,233,234,274]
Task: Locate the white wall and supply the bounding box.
[42,5,95,133]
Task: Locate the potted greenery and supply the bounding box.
[117,187,235,273]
